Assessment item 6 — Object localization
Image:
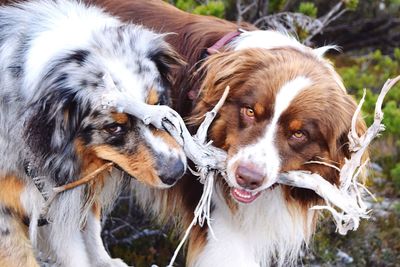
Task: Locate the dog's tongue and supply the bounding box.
[231,188,261,204]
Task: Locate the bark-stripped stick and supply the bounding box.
[52,162,114,193]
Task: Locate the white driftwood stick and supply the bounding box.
[101,73,228,172]
[278,171,368,234]
[342,76,400,188]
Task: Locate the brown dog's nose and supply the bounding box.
[235,164,264,190]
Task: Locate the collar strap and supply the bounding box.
[206,30,242,55]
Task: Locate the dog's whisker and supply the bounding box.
[303,160,341,172]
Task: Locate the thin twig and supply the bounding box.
[41,162,114,216]
[53,162,114,193]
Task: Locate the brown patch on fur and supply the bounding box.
[286,199,318,241]
[92,144,159,187]
[111,112,128,125]
[0,175,25,217]
[75,139,108,209]
[0,176,38,267]
[218,179,238,213]
[0,217,39,267]
[289,120,302,131]
[91,202,101,220]
[254,102,265,117]
[146,87,159,105]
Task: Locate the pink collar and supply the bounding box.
[206,30,242,55]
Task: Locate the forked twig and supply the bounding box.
[53,162,114,193]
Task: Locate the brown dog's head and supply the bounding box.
[191,43,366,204]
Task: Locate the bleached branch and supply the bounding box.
[304,160,341,172]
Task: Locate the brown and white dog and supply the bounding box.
[0,0,186,266]
[87,1,367,266]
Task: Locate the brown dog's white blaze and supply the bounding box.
[193,48,366,205]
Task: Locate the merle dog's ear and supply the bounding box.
[25,87,90,185]
[149,43,186,85]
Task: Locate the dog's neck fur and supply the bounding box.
[186,184,316,267]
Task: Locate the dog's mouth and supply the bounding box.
[230,183,279,204]
[230,187,262,203]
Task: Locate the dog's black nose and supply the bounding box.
[158,158,186,186]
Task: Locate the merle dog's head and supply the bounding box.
[25,24,186,188]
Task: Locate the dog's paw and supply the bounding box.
[146,105,182,133]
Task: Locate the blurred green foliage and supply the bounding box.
[172,0,225,17]
[344,0,359,11]
[298,2,318,18]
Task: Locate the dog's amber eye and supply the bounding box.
[245,107,254,117]
[241,107,255,118]
[291,130,306,140]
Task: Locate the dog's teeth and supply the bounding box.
[234,188,253,198]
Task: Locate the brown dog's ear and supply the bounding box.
[329,97,368,185]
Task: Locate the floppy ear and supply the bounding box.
[25,86,89,186]
[328,96,368,185]
[149,43,186,86]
